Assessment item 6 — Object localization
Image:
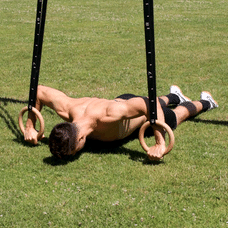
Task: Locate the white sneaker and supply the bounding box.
[200,91,218,110]
[170,85,191,104]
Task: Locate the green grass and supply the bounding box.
[0,0,228,227]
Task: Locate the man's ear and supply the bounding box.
[78,135,86,142]
[77,134,86,149]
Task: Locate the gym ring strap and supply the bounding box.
[139,120,175,156]
[18,106,45,141]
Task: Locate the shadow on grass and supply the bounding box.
[0,105,22,139]
[43,129,164,166]
[188,118,228,126]
[0,97,28,105]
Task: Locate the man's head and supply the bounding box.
[49,122,82,159]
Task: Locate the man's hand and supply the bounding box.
[146,143,166,161]
[24,127,44,145]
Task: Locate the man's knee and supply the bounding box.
[158,97,167,108]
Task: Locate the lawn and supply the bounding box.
[0,0,227,227]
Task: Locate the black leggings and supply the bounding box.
[116,93,177,130]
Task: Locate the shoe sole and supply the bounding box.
[202,91,218,106]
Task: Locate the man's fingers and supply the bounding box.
[148,155,160,161]
[24,136,38,145]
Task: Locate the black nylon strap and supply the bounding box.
[143,0,157,124]
[28,0,48,111]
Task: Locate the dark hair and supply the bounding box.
[49,122,78,159]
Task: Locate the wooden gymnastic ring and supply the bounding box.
[18,106,45,141]
[139,120,175,155]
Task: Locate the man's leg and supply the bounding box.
[173,91,218,126]
[173,101,204,125]
[147,91,218,160]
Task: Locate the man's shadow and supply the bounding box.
[42,128,163,166]
[188,118,228,126]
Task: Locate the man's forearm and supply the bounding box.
[25,97,43,129]
[25,112,37,129]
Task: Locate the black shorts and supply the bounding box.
[162,107,177,130]
[116,93,177,130]
[115,93,145,100]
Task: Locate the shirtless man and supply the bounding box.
[24,85,218,160]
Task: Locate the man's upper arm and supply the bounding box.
[105,102,129,121]
[124,97,149,119]
[106,97,148,121]
[38,85,69,113]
